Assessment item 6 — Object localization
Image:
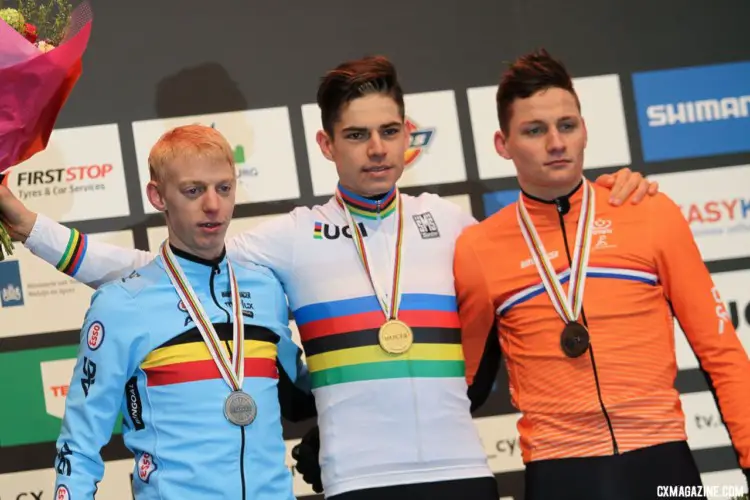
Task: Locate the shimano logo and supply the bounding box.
[632,61,750,161]
[647,95,750,127]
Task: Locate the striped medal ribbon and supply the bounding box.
[516,180,597,358]
[334,188,413,354]
[160,242,257,425]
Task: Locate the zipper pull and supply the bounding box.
[555,197,571,215]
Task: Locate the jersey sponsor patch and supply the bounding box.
[138,452,157,482]
[313,221,369,240]
[80,357,96,397]
[125,377,146,430]
[592,218,617,251]
[86,320,105,350]
[55,485,70,500]
[121,269,141,283]
[221,290,255,318]
[412,212,440,239]
[177,300,194,327]
[55,442,72,476]
[711,286,733,335]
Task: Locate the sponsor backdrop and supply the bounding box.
[0,0,749,498]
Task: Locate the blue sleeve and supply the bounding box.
[276,329,316,422]
[277,331,312,391]
[267,266,315,422]
[53,284,143,497]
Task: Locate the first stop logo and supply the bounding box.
[4,164,114,200]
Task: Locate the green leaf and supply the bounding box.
[16,0,73,46]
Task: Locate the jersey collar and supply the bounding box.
[335,182,398,220]
[520,179,584,219]
[156,242,228,286]
[169,243,227,268]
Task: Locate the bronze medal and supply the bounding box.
[560,322,590,358]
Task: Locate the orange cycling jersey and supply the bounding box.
[454,180,750,468]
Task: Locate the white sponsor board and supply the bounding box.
[3,124,130,222]
[132,107,300,214]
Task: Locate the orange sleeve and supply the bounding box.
[453,228,497,386]
[651,193,750,469]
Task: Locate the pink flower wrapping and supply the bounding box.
[0,1,93,174]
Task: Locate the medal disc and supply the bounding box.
[378,319,413,354]
[224,390,257,426]
[560,322,590,358]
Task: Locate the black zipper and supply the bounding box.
[555,200,619,455]
[209,264,230,324]
[209,263,247,497]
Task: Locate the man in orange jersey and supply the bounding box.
[454,49,750,500]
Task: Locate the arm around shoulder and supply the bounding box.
[227,210,298,281]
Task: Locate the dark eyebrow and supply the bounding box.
[341,126,368,134]
[341,122,403,134]
[380,121,402,129]
[519,116,578,127]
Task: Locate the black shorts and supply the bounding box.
[524,440,705,500]
[327,476,499,500]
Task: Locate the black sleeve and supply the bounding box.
[277,359,317,422]
[467,322,502,413]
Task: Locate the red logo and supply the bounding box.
[87,321,105,350]
[55,485,70,500]
[138,452,157,482]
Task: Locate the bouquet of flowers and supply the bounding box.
[0,0,93,260]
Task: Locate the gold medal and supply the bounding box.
[336,187,414,354]
[378,319,413,354]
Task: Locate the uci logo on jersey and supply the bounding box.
[313,221,369,240]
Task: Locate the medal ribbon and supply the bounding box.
[516,180,596,324]
[335,188,405,321]
[160,242,244,391]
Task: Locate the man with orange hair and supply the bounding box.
[52,125,314,500]
[454,49,750,500]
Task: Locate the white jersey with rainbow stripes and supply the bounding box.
[24,184,492,496]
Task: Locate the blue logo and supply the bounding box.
[632,60,750,162]
[0,260,24,308]
[483,190,520,218]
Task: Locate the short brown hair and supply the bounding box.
[148,124,234,183]
[317,55,405,136]
[496,48,580,134]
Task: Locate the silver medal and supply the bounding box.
[224,390,257,426]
